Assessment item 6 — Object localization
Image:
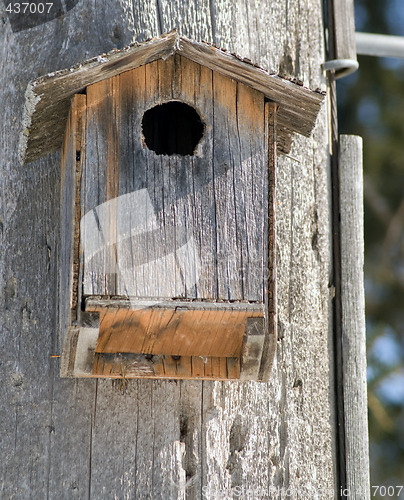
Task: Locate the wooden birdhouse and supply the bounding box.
[20,31,324,381]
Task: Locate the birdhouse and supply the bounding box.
[20,31,324,381]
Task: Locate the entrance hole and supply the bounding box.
[142,101,204,156]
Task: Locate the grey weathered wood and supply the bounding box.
[59,94,86,349]
[178,36,325,137]
[19,31,178,164]
[339,135,370,500]
[259,101,277,382]
[80,56,270,304]
[331,0,357,62]
[85,296,265,311]
[1,0,337,498]
[240,318,265,380]
[67,55,277,380]
[20,33,325,164]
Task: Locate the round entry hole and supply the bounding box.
[142,101,204,156]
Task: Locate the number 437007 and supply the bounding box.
[6,3,54,14]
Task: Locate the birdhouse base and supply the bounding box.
[61,297,275,381]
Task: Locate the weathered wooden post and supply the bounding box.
[0,0,368,498]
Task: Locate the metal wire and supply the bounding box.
[356,32,404,58]
[322,59,359,79]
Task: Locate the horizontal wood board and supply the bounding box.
[92,352,240,380]
[81,55,269,303]
[85,296,266,310]
[20,32,325,164]
[87,304,264,357]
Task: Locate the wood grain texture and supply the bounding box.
[59,94,86,347]
[178,37,324,138]
[20,34,325,163]
[20,32,178,164]
[90,306,263,357]
[62,326,242,380]
[331,0,357,61]
[339,135,370,500]
[81,56,270,304]
[240,318,265,380]
[92,353,240,380]
[259,101,278,381]
[1,0,337,498]
[74,55,276,379]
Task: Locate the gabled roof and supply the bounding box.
[19,30,325,164]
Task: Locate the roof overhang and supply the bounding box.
[19,30,325,164]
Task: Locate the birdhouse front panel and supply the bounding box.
[58,54,277,381]
[81,55,269,303]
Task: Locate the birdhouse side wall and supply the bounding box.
[59,94,86,344]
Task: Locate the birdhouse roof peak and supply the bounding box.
[20,29,325,164]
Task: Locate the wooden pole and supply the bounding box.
[1,1,335,497]
[339,135,370,500]
[331,0,357,61]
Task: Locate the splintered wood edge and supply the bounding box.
[19,31,178,165]
[178,37,324,137]
[85,296,266,312]
[20,31,324,164]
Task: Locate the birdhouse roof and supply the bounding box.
[19,30,325,164]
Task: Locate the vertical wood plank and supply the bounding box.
[212,71,242,300]
[83,76,120,295]
[235,82,267,301]
[60,98,76,341]
[331,0,357,62]
[144,59,181,297]
[212,74,267,301]
[339,135,370,500]
[259,101,278,382]
[176,56,217,299]
[60,94,86,347]
[117,64,149,298]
